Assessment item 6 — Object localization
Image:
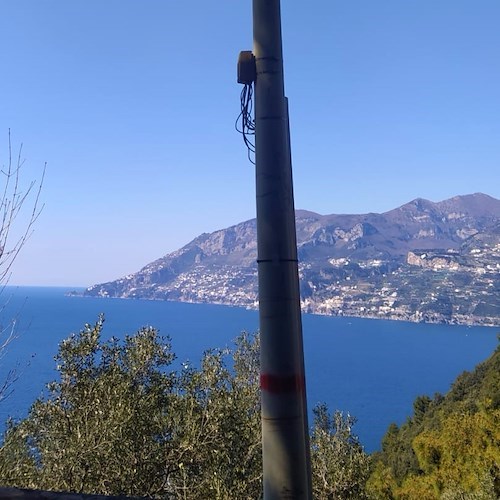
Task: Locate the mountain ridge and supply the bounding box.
[84,193,500,326]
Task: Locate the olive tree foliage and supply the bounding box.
[0,317,371,498]
[0,317,176,495]
[0,317,262,498]
[170,329,262,499]
[0,131,45,402]
[311,403,372,499]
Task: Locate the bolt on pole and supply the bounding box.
[252,1,312,498]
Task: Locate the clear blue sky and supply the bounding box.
[2,0,499,287]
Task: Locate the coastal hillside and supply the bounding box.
[368,339,500,498]
[84,193,500,326]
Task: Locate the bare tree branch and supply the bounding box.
[0,130,45,401]
[0,129,45,287]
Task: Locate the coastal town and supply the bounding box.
[84,194,500,327]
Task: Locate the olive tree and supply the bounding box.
[310,403,372,499]
[0,318,262,498]
[0,318,372,498]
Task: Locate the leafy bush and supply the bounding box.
[311,404,371,499]
[0,317,371,499]
[368,340,500,499]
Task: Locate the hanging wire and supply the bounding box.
[235,83,255,164]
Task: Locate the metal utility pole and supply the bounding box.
[238,1,313,498]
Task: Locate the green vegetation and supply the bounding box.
[310,404,371,499]
[367,338,500,499]
[0,316,370,498]
[0,317,498,499]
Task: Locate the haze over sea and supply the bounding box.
[0,287,497,452]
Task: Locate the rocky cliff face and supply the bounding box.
[84,193,500,326]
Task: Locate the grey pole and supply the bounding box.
[252,1,312,498]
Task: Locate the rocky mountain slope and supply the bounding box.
[84,193,500,326]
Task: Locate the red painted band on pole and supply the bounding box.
[260,373,305,394]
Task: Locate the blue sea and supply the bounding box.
[0,286,497,453]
